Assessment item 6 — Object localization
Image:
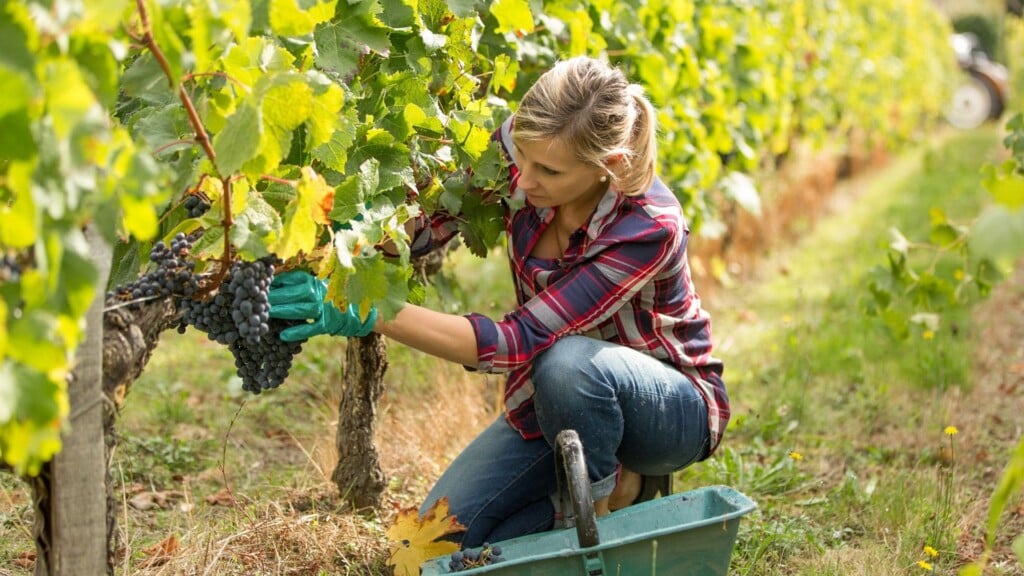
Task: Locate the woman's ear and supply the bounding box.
[604,154,626,179]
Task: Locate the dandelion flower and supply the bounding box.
[788,451,803,461]
[917,560,933,571]
[923,545,938,557]
[944,426,958,436]
[923,330,935,340]
[954,269,965,281]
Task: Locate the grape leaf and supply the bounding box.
[306,76,344,146]
[489,0,533,35]
[344,254,410,320]
[331,0,392,54]
[213,103,262,175]
[982,161,1024,211]
[0,3,35,75]
[0,301,6,362]
[968,205,1024,272]
[313,22,361,78]
[43,59,97,140]
[385,497,465,576]
[230,187,283,259]
[313,107,358,172]
[458,194,505,257]
[269,0,336,37]
[330,159,378,223]
[271,167,332,259]
[0,165,37,247]
[260,75,313,131]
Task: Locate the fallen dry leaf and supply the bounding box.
[204,488,236,507]
[386,497,465,576]
[138,534,179,569]
[129,490,185,511]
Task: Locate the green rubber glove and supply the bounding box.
[268,271,377,342]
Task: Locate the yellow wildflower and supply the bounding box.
[788,451,803,461]
[923,330,935,340]
[923,545,938,557]
[954,269,964,281]
[918,560,933,571]
[944,426,958,436]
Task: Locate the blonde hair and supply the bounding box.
[513,56,658,196]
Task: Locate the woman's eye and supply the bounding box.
[541,166,560,176]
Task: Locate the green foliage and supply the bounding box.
[866,120,1024,342]
[1,0,960,475]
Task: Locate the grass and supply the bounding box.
[0,125,1019,575]
[685,126,1012,575]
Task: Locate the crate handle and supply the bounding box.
[554,429,600,550]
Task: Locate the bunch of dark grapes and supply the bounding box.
[0,253,21,283]
[107,233,306,394]
[107,232,199,305]
[183,194,211,218]
[227,260,272,345]
[448,543,505,572]
[177,258,306,394]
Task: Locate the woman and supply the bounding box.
[269,56,729,547]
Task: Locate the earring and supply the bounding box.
[599,175,608,183]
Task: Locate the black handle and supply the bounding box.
[554,429,600,548]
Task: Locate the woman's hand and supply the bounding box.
[268,271,377,341]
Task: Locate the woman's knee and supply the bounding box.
[533,337,619,421]
[533,337,585,379]
[532,337,600,399]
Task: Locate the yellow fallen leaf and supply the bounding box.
[386,497,465,576]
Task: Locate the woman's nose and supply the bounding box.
[516,165,537,190]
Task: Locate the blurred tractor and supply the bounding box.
[944,32,1011,129]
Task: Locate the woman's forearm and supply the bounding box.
[375,303,479,367]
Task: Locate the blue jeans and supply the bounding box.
[419,336,711,547]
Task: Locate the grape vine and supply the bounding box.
[0,0,961,475]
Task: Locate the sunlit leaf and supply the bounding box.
[306,76,344,146]
[489,0,533,35]
[43,59,98,140]
[213,103,262,176]
[269,0,336,37]
[6,312,68,375]
[982,161,1024,211]
[968,205,1024,272]
[271,167,332,259]
[0,166,37,247]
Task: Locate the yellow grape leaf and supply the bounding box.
[386,497,465,576]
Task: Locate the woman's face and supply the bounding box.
[512,136,608,213]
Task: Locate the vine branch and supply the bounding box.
[134,0,218,168]
[134,0,236,290]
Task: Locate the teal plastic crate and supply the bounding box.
[420,485,757,576]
